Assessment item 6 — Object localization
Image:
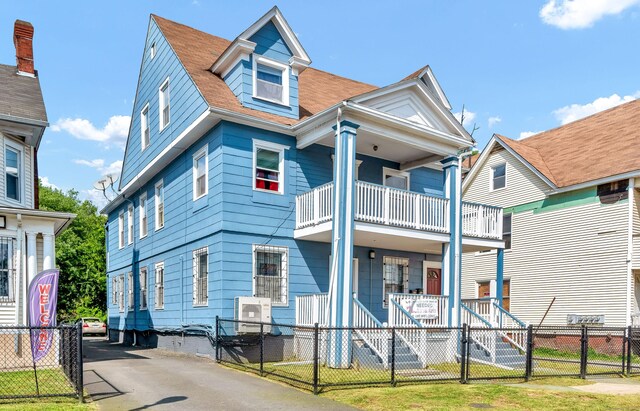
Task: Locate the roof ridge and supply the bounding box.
[302,66,377,88]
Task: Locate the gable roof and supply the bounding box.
[0,63,47,124]
[152,15,377,126]
[467,99,640,191]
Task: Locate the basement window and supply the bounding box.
[597,180,628,204]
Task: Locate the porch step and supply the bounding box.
[353,338,423,370]
[468,335,526,369]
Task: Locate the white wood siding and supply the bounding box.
[632,184,640,268]
[0,133,34,209]
[463,147,552,208]
[462,199,629,326]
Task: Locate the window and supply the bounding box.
[139,193,148,238]
[141,104,150,150]
[597,180,629,203]
[253,245,288,306]
[127,271,134,310]
[383,168,410,190]
[150,42,156,59]
[140,267,148,310]
[0,238,15,302]
[118,274,124,312]
[193,247,208,306]
[253,140,285,194]
[111,277,118,305]
[383,256,409,307]
[155,262,164,309]
[193,146,208,200]
[253,56,289,105]
[502,213,512,250]
[118,211,125,249]
[155,181,164,230]
[159,78,170,130]
[5,145,21,202]
[491,163,506,190]
[127,205,134,245]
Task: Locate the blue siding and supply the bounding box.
[120,18,209,189]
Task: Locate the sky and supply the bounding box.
[1,0,639,209]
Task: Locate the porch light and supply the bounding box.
[368,250,376,260]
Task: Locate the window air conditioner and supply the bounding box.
[234,296,272,334]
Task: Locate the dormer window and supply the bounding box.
[253,56,289,106]
[5,143,22,203]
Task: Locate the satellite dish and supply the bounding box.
[92,173,120,202]
[93,178,110,191]
[105,173,119,186]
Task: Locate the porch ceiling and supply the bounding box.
[294,222,502,254]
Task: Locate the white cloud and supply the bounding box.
[488,116,502,128]
[52,115,131,149]
[540,0,640,29]
[73,159,123,177]
[519,131,542,139]
[39,176,59,190]
[453,110,477,127]
[552,92,640,125]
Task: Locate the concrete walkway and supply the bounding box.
[82,338,355,410]
[508,377,640,395]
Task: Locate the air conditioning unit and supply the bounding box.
[234,296,272,334]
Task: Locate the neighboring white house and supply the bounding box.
[462,99,640,327]
[0,20,75,326]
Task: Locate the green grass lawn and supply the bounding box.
[0,397,92,410]
[323,383,640,411]
[0,368,77,397]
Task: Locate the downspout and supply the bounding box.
[180,255,185,325]
[627,178,635,326]
[15,214,22,326]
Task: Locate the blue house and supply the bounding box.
[104,7,510,367]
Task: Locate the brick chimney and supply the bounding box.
[14,20,35,76]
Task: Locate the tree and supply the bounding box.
[39,181,107,321]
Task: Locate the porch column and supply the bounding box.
[26,232,37,285]
[496,248,504,307]
[327,119,358,368]
[441,156,462,327]
[43,234,55,270]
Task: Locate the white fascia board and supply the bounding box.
[496,138,557,190]
[553,170,640,194]
[237,6,311,65]
[462,236,505,250]
[420,66,452,110]
[210,38,256,76]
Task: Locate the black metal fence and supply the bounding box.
[216,318,640,394]
[0,323,83,401]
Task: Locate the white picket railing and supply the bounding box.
[353,297,389,369]
[388,293,448,328]
[493,303,527,352]
[462,298,498,325]
[461,303,496,363]
[295,183,333,229]
[388,297,429,367]
[461,202,503,239]
[295,293,328,327]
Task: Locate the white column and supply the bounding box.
[26,232,37,285]
[43,234,55,270]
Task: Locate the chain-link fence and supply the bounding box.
[0,323,83,400]
[216,318,640,394]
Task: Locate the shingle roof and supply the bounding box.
[496,99,640,188]
[0,63,47,124]
[152,15,378,126]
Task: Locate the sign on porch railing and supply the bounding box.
[28,269,60,362]
[399,297,439,320]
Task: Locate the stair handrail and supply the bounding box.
[461,303,492,327]
[390,298,427,367]
[353,297,388,369]
[493,303,526,328]
[461,303,495,363]
[492,302,527,352]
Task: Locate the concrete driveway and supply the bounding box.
[82,337,355,410]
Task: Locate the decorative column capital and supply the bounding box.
[332,120,360,135]
[440,155,460,169]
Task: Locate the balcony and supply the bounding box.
[295,181,503,253]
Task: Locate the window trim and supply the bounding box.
[192,145,208,201]
[252,244,289,307]
[155,180,164,231]
[111,277,118,305]
[382,167,411,190]
[4,139,23,205]
[192,247,208,307]
[139,193,148,239]
[502,213,512,250]
[252,139,287,195]
[118,274,125,313]
[158,77,170,132]
[150,42,156,60]
[490,163,507,191]
[154,262,164,310]
[127,204,134,246]
[127,271,134,310]
[252,55,290,106]
[118,211,125,249]
[139,266,148,311]
[140,103,150,151]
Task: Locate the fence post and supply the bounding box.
[579,326,588,379]
[460,324,468,384]
[626,326,633,376]
[391,327,396,387]
[313,323,319,395]
[259,323,264,377]
[76,322,84,403]
[525,324,533,381]
[215,316,221,363]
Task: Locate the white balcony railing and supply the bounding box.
[295,293,328,327]
[296,181,503,240]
